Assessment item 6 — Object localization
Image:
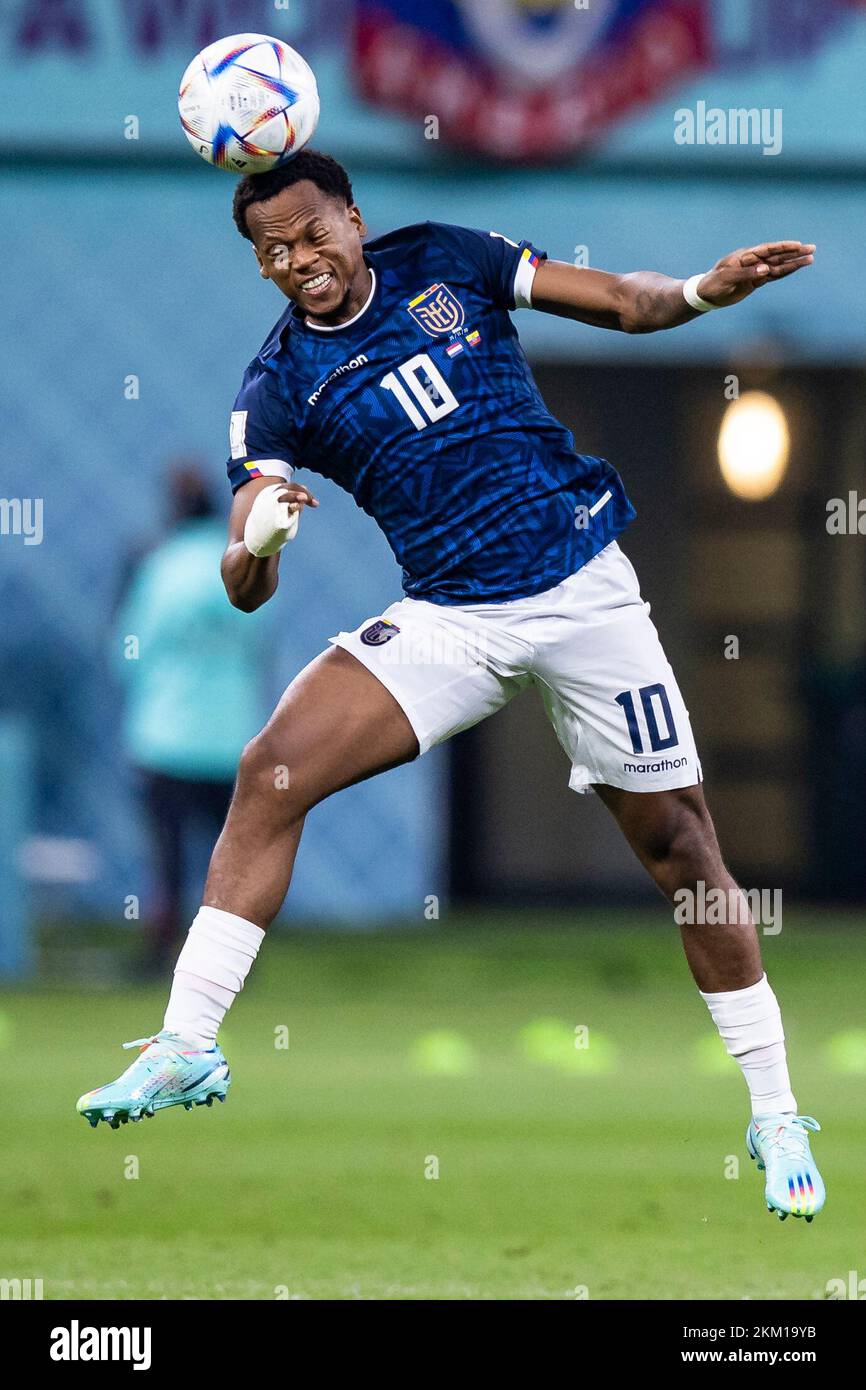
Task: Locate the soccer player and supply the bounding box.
[79,152,823,1221]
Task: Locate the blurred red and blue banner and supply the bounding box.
[0,1,864,161]
[355,0,709,158]
[354,0,866,158]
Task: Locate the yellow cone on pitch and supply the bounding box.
[824,1029,866,1074]
[519,1017,617,1073]
[410,1030,476,1075]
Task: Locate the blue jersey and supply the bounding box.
[226,221,635,604]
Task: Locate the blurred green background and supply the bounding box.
[2,1,866,1302]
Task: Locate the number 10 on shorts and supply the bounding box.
[615,683,679,755]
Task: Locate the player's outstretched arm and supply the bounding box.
[530,241,815,334]
[221,474,318,612]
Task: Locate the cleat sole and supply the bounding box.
[79,1063,230,1128]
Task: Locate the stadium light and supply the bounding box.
[717,390,790,500]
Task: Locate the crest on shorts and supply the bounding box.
[360,619,401,647]
[407,283,465,337]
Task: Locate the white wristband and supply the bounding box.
[683,273,717,312]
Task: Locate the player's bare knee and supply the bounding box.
[636,789,720,893]
[235,730,309,823]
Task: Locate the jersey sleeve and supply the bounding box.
[226,362,297,494]
[429,222,547,311]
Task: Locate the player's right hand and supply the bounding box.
[243,482,318,557]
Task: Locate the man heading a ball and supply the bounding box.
[78,149,824,1224]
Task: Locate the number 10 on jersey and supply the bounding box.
[380,352,459,430]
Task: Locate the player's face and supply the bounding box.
[247,182,368,324]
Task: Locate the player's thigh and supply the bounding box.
[331,597,528,755]
[536,549,702,796]
[244,645,421,812]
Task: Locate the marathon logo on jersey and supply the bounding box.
[360,619,401,647]
[407,283,465,337]
[307,354,369,407]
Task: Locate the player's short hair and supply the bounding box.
[232,150,354,241]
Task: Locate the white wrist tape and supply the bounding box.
[682,273,717,312]
[243,483,299,557]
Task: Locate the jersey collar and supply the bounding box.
[291,265,378,335]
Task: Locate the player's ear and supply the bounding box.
[348,203,367,239]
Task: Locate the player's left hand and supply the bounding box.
[696,241,815,307]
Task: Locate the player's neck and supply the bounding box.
[305,265,374,330]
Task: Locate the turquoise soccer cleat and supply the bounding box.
[77,1031,230,1129]
[746,1114,825,1222]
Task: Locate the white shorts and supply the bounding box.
[330,542,702,794]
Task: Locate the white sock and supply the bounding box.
[163,906,265,1050]
[700,973,797,1118]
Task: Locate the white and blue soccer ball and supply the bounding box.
[178,33,320,173]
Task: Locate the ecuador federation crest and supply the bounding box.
[360,619,401,647]
[407,283,466,337]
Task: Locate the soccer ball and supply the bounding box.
[178,33,319,174]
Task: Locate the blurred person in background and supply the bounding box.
[115,461,270,972]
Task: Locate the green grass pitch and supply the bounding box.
[1,911,863,1300]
